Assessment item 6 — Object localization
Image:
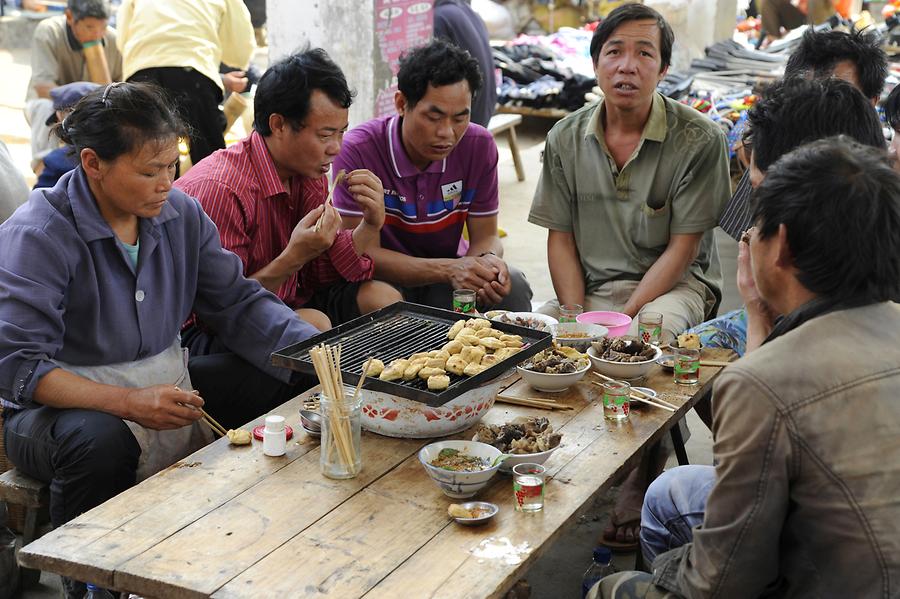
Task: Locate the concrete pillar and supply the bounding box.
[645,0,738,71]
[268,0,434,126]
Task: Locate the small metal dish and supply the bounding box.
[450,501,499,526]
[299,409,322,437]
[657,354,675,371]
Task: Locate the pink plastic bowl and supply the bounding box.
[577,311,633,337]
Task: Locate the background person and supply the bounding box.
[25,0,122,173]
[333,40,533,312]
[117,0,255,169]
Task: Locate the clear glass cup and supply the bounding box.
[513,463,546,512]
[602,380,631,421]
[452,289,477,314]
[674,348,701,385]
[320,391,362,479]
[638,311,663,346]
[558,303,583,323]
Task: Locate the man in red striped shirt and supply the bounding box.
[175,50,401,425]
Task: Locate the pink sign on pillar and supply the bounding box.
[374,0,434,118]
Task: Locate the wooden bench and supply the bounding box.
[488,113,525,182]
[0,469,48,586]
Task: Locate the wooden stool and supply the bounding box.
[0,469,49,587]
[488,113,525,182]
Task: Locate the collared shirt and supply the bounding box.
[26,15,123,102]
[174,131,373,309]
[117,0,254,91]
[0,167,318,410]
[718,169,753,240]
[332,115,499,259]
[528,93,729,298]
[0,140,28,223]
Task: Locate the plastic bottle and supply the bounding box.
[85,583,115,598]
[262,415,286,457]
[581,546,617,598]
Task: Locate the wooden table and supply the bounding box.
[19,349,734,598]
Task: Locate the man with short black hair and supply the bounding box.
[25,0,122,172]
[528,4,730,549]
[334,39,532,311]
[176,48,400,428]
[590,135,900,599]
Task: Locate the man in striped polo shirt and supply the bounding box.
[333,40,532,312]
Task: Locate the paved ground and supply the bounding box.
[1,31,740,598]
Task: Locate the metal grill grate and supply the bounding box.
[271,302,552,407]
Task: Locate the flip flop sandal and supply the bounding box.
[600,516,641,552]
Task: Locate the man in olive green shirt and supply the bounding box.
[529,6,728,342]
[528,4,729,549]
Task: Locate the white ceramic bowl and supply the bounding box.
[358,377,506,439]
[516,361,591,392]
[490,311,558,332]
[418,440,504,498]
[587,345,663,380]
[548,322,609,352]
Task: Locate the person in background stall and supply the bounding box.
[0,83,319,597]
[24,0,122,174]
[176,49,402,424]
[434,0,498,127]
[700,28,887,357]
[528,3,730,550]
[589,135,900,599]
[33,81,100,189]
[116,0,255,169]
[0,140,29,224]
[333,39,533,312]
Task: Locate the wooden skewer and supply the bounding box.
[354,357,373,402]
[495,395,574,410]
[314,169,347,232]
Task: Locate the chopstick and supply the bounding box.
[700,360,733,368]
[354,357,373,401]
[314,169,347,232]
[590,372,678,406]
[495,395,574,411]
[200,407,228,437]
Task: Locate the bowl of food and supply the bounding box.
[577,311,633,337]
[548,322,608,352]
[588,336,662,380]
[665,332,703,351]
[473,416,563,473]
[483,309,509,320]
[517,346,591,392]
[491,311,558,332]
[418,440,504,498]
[657,354,675,372]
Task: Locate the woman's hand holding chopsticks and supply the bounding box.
[123,385,205,430]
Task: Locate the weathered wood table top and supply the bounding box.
[19,348,734,598]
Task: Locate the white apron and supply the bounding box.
[53,339,213,481]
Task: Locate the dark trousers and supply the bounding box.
[127,67,226,167]
[2,407,140,528]
[400,266,534,312]
[183,328,318,430]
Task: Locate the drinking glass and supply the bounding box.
[513,463,546,512]
[674,348,701,385]
[638,311,663,346]
[452,289,477,314]
[601,380,630,421]
[320,391,362,479]
[559,303,583,323]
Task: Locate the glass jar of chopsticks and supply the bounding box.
[320,390,362,479]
